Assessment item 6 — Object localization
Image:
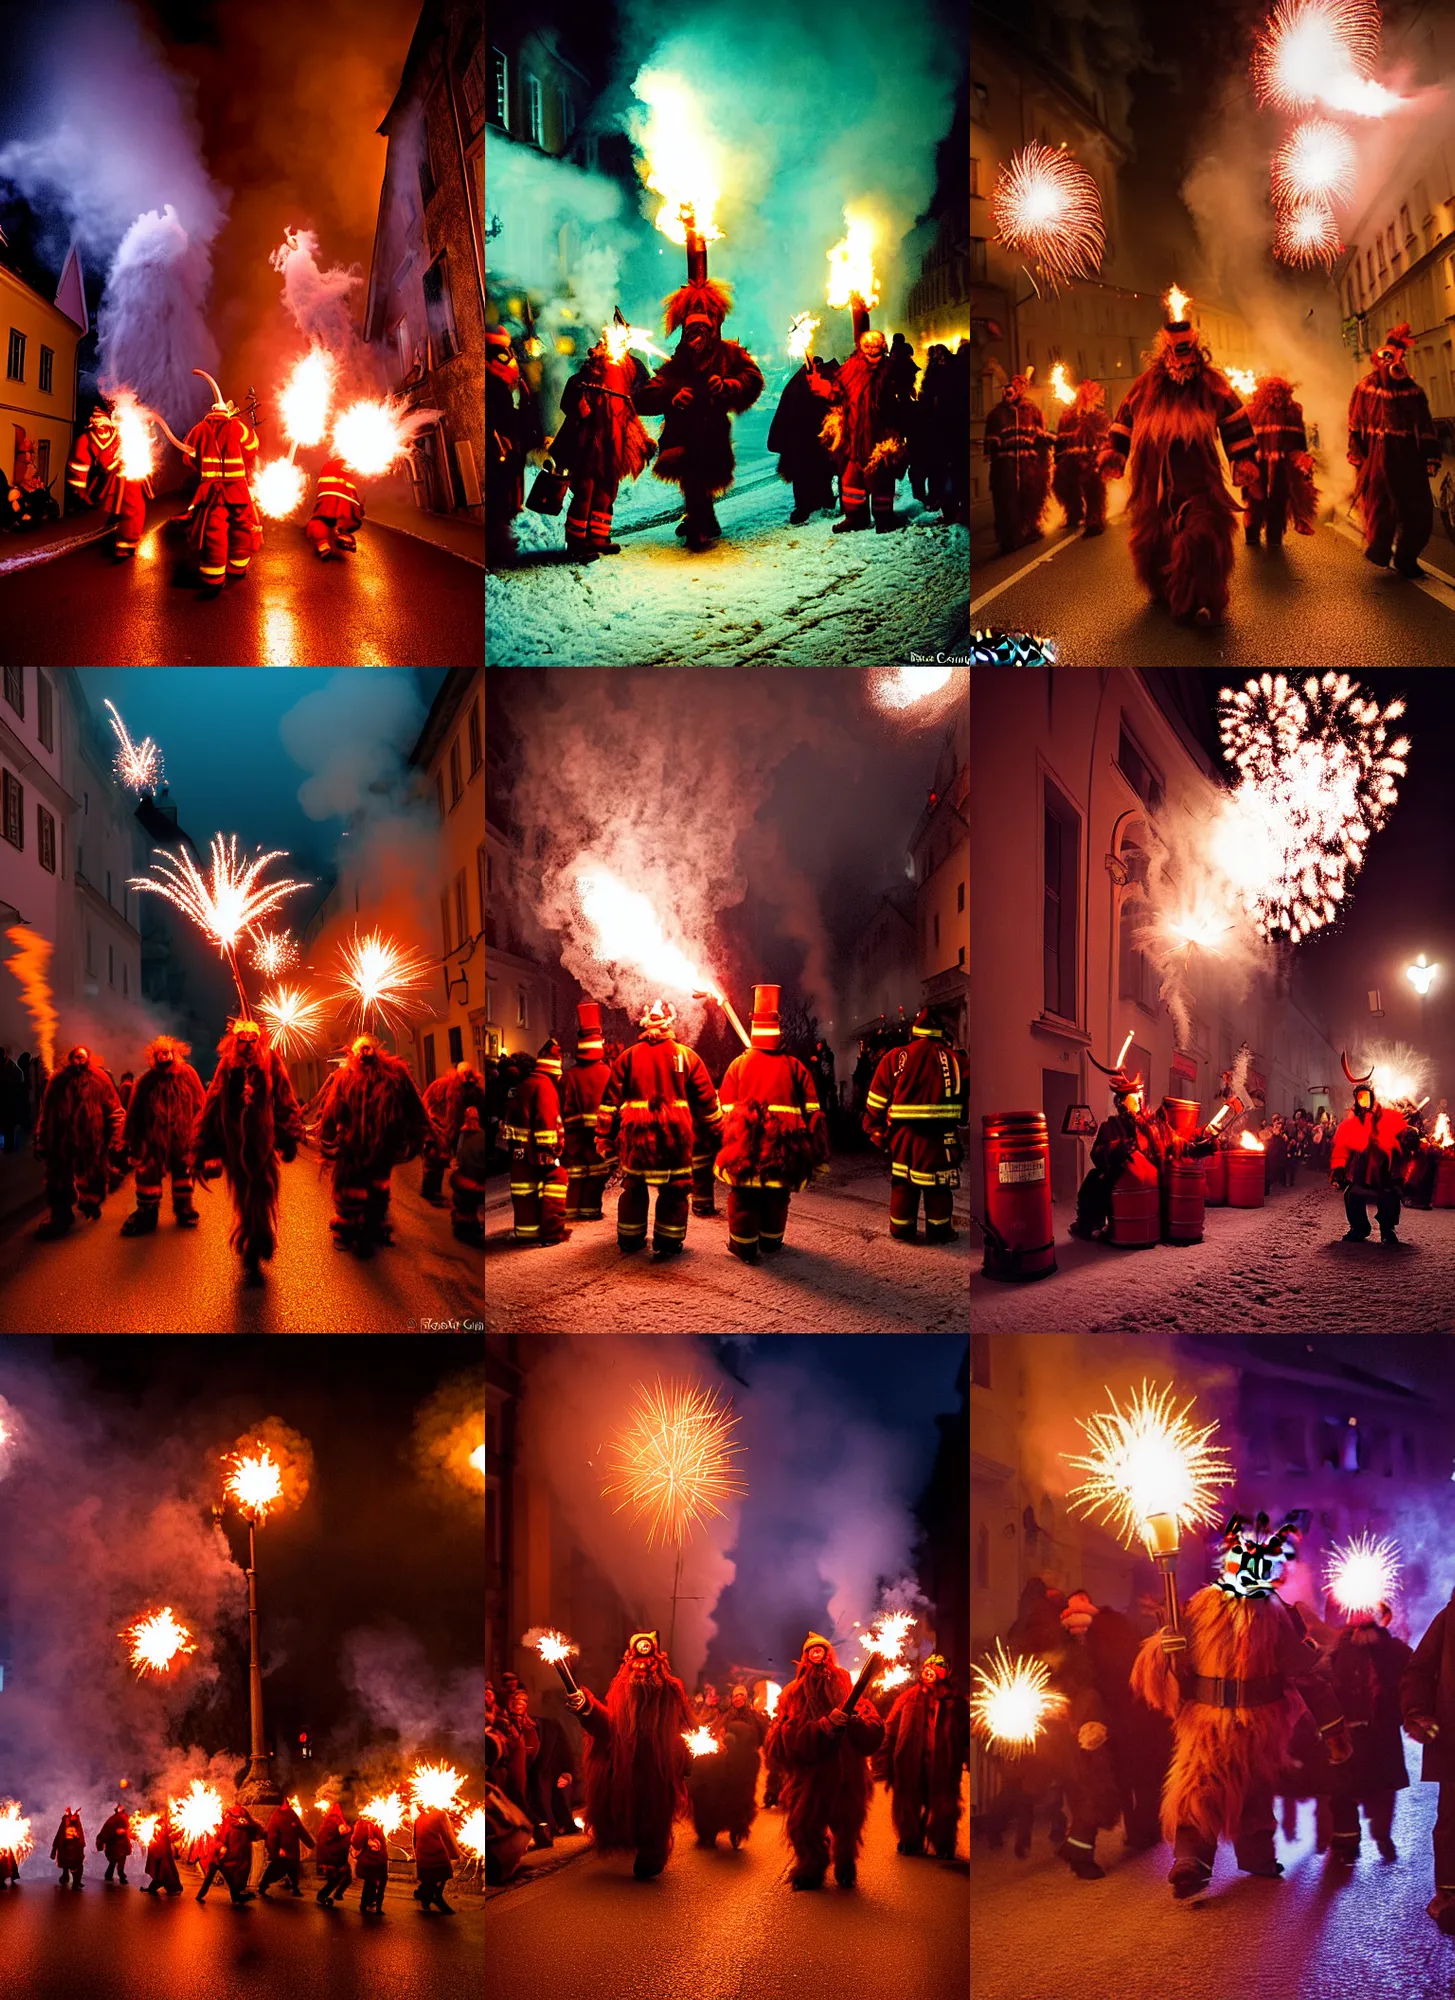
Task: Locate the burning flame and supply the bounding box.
[123,1606,196,1676]
[130,834,307,960]
[470,1443,485,1475]
[458,1807,487,1863]
[359,1792,405,1837]
[331,396,436,478]
[132,1813,159,1850]
[576,866,721,1000]
[3,925,57,1074]
[1168,909,1231,949]
[103,698,163,794]
[602,1377,746,1549]
[254,456,308,519]
[603,321,667,363]
[878,1663,912,1691]
[826,211,880,310]
[110,388,157,483]
[409,1763,464,1814]
[169,1781,223,1850]
[787,313,820,362]
[225,1445,283,1517]
[280,346,336,449]
[971,1643,1068,1755]
[330,926,434,1038]
[632,68,724,245]
[764,1680,781,1717]
[1064,1380,1235,1549]
[1226,367,1259,396]
[532,1629,578,1664]
[1165,282,1190,322]
[257,983,329,1060]
[1324,1531,1401,1613]
[859,1611,916,1664]
[870,662,954,712]
[1049,361,1076,405]
[0,1802,34,1864]
[683,1726,720,1757]
[1434,1111,1452,1147]
[1237,1130,1266,1152]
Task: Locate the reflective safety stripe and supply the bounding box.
[198,565,226,578]
[533,1130,560,1142]
[718,1102,735,1113]
[887,1106,957,1118]
[911,1027,945,1038]
[542,1187,567,1202]
[729,1232,758,1245]
[759,1231,785,1243]
[865,1091,888,1108]
[766,1104,805,1115]
[655,1223,687,1237]
[618,1225,647,1238]
[514,1226,540,1237]
[890,1162,911,1179]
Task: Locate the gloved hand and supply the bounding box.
[706,374,725,397]
[672,387,694,409]
[1406,1713,1441,1744]
[1325,1724,1354,1765]
[565,1690,588,1714]
[824,1708,848,1732]
[1077,1721,1108,1752]
[1332,1170,1349,1190]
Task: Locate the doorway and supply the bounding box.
[1042,1068,1080,1207]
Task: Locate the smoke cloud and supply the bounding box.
[96,205,222,428]
[1130,809,1271,1054]
[279,671,427,824]
[269,227,380,397]
[339,1625,485,1755]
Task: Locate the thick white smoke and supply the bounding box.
[269,228,381,397]
[338,1626,485,1753]
[96,206,221,428]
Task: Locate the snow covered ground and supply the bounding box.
[972,1180,1455,1334]
[487,406,969,666]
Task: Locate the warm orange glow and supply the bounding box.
[359,1792,405,1836]
[576,866,720,1000]
[249,930,299,977]
[972,1643,1068,1754]
[787,313,819,362]
[1166,283,1190,321]
[0,1802,33,1863]
[257,983,329,1060]
[826,212,880,310]
[280,347,336,450]
[331,397,433,479]
[1238,1131,1266,1152]
[111,388,157,482]
[1434,1111,1453,1147]
[123,1606,196,1676]
[3,924,57,1073]
[1064,1381,1235,1548]
[254,457,308,519]
[470,1444,485,1475]
[764,1680,782,1717]
[130,835,307,960]
[409,1763,464,1814]
[458,1807,487,1862]
[1050,362,1076,405]
[225,1445,283,1517]
[878,1663,912,1690]
[858,1611,916,1666]
[633,68,724,244]
[534,1629,577,1665]
[683,1726,720,1757]
[603,321,667,363]
[330,926,434,1038]
[132,1813,159,1850]
[169,1781,223,1849]
[602,1377,746,1549]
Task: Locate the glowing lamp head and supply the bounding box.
[225,1445,283,1518]
[1407,955,1438,996]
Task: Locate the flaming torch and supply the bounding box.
[787,313,820,366]
[602,311,668,363]
[842,1611,916,1714]
[763,1680,782,1718]
[1227,367,1259,397]
[129,833,308,1023]
[574,866,746,1040]
[3,925,57,1075]
[631,67,724,281]
[0,1801,34,1866]
[991,141,1106,292]
[826,210,880,342]
[110,388,158,484]
[1064,1381,1236,1653]
[1324,1531,1401,1616]
[122,1606,197,1678]
[683,1726,720,1758]
[530,1627,583,1699]
[1049,361,1076,406]
[971,1643,1068,1756]
[223,1438,301,1807]
[1434,1110,1453,1148]
[327,926,434,1040]
[131,1812,159,1852]
[1165,282,1191,324]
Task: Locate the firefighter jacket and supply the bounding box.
[862,1031,965,1188]
[594,1036,722,1178]
[67,424,126,512]
[502,1063,565,1179]
[560,1056,612,1169]
[1330,1104,1412,1191]
[713,1048,828,1191]
[310,455,364,531]
[182,410,259,504]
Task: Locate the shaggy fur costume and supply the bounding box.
[689,1708,763,1845]
[634,336,765,496]
[124,1039,205,1169]
[1131,1584,1336,1844]
[1347,350,1439,571]
[578,1663,693,1863]
[552,353,655,486]
[422,1067,488,1157]
[814,352,910,474]
[314,1046,431,1182]
[192,1031,305,1269]
[766,1647,884,1881]
[1245,377,1319,542]
[713,1048,828,1190]
[596,1038,721,1174]
[1103,337,1256,622]
[879,1677,971,1857]
[37,1059,124,1201]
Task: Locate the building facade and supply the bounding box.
[408,666,485,1088]
[365,0,486,518]
[969,668,1343,1219]
[483,816,564,1062]
[913,703,970,1051]
[0,667,69,1055]
[61,673,146,1022]
[845,889,918,1053]
[1,258,85,512]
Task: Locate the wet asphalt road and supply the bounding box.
[0,1871,481,2000]
[491,1781,968,2000]
[972,513,1455,665]
[0,1153,482,1333]
[0,506,483,666]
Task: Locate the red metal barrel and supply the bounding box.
[981,1113,1057,1282]
[1109,1152,1160,1248]
[1434,1153,1455,1208]
[1163,1159,1205,1244]
[1161,1097,1200,1139]
[1226,1146,1266,1207]
[1204,1147,1227,1204]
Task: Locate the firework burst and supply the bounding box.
[129,836,308,1022]
[409,1762,464,1814]
[0,1801,34,1864]
[602,1378,746,1549]
[1324,1531,1401,1613]
[1213,673,1409,940]
[992,141,1106,290]
[225,1444,283,1518]
[104,698,164,794]
[122,1606,196,1676]
[359,1792,406,1836]
[970,1643,1068,1756]
[169,1781,223,1851]
[1252,0,1382,111]
[1273,198,1344,269]
[1064,1381,1236,1548]
[257,983,329,1059]
[250,930,300,976]
[1272,118,1357,206]
[328,926,434,1039]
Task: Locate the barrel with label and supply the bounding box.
[1204,1146,1228,1204]
[1434,1152,1455,1207]
[1161,1097,1200,1140]
[1163,1159,1205,1244]
[1109,1150,1160,1248]
[981,1112,1056,1282]
[1226,1146,1266,1207]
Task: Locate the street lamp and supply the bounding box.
[223,1445,288,1811]
[1407,954,1438,1039]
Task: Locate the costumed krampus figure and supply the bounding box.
[314,1802,353,1907]
[1069,1046,1166,1244]
[1327,1599,1411,1863]
[258,1801,314,1897]
[1244,376,1319,548]
[766,1632,885,1890]
[96,1804,133,1882]
[50,1809,86,1888]
[349,1812,390,1914]
[1131,1512,1351,1898]
[196,1803,264,1906]
[421,1060,487,1205]
[1403,1584,1455,1934]
[413,1806,461,1913]
[121,1035,205,1234]
[1100,311,1258,626]
[713,984,828,1264]
[561,1001,613,1223]
[634,278,764,552]
[550,325,656,561]
[34,1044,126,1239]
[983,375,1050,554]
[768,356,837,522]
[1348,322,1440,578]
[878,1654,970,1861]
[1052,380,1111,536]
[1330,1051,1415,1247]
[809,328,913,534]
[502,1036,568,1246]
[689,1685,764,1850]
[191,1020,305,1285]
[66,400,147,556]
[594,1001,722,1258]
[566,1630,693,1880]
[139,1809,183,1895]
[312,1032,431,1257]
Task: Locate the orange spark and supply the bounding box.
[225,1444,283,1518]
[122,1606,196,1676]
[602,1378,746,1549]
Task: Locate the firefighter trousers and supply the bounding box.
[727,1186,790,1253]
[841,459,896,526]
[618,1169,690,1251]
[564,1160,611,1220]
[194,495,256,584]
[889,1176,955,1242]
[512,1165,569,1244]
[566,476,619,551]
[306,515,358,555]
[691,1150,718,1216]
[110,482,146,557]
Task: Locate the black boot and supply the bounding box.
[121,1206,159,1235]
[36,1212,74,1239]
[174,1198,199,1226]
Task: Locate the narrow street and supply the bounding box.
[485,1154,971,1332]
[491,1782,968,2000]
